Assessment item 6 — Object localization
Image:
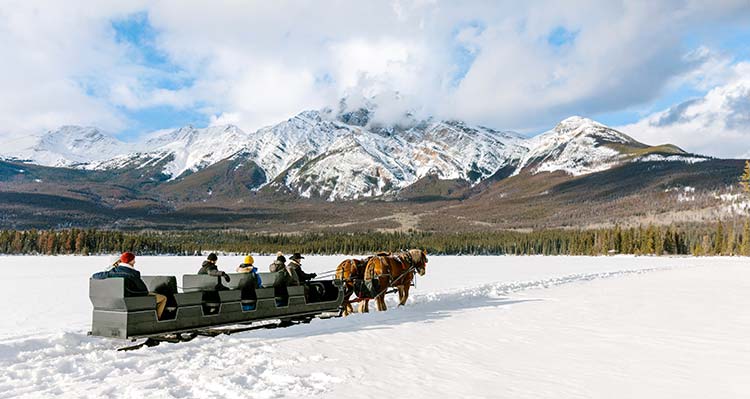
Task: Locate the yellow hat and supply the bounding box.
[244,255,254,265]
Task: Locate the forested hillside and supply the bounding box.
[1,222,748,256]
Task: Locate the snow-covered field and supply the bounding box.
[1,255,748,398]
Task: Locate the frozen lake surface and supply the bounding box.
[0,255,748,398]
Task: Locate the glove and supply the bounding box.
[223,273,231,283]
[310,273,317,279]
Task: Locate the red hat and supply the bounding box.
[120,252,136,263]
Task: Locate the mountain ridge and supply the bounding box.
[1,111,709,202]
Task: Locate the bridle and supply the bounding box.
[400,250,426,276]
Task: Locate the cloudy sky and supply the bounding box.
[1,0,749,157]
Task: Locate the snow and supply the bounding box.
[2,126,128,168]
[1,255,748,398]
[512,116,632,177]
[280,117,528,200]
[635,154,708,164]
[715,191,750,215]
[667,186,698,202]
[94,125,251,179]
[0,113,709,200]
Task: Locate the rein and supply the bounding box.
[366,264,417,301]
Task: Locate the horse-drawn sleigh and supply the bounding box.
[88,249,428,349]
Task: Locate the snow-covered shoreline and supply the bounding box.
[1,256,748,398]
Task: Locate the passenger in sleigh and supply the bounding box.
[269,253,290,306]
[198,253,231,283]
[236,255,262,311]
[236,255,262,286]
[286,253,316,285]
[287,253,326,301]
[91,252,168,320]
[236,255,259,275]
[269,252,286,273]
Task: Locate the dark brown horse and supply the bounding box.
[361,249,428,312]
[334,257,369,316]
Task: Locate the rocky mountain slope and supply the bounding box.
[0,109,708,202]
[0,107,736,231]
[514,116,704,176]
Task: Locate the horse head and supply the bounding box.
[408,249,428,276]
[336,259,361,281]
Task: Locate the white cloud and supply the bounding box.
[0,0,749,148]
[619,62,750,158]
[0,1,160,134]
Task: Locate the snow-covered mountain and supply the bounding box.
[277,117,527,200]
[93,125,252,178]
[513,116,705,176]
[244,110,352,181]
[514,116,640,176]
[0,111,704,201]
[1,126,128,168]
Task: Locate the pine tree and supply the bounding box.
[725,224,736,256]
[741,220,750,256]
[741,160,750,193]
[701,235,712,256]
[663,227,675,255]
[714,222,725,255]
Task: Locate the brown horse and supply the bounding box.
[334,257,369,316]
[361,249,428,312]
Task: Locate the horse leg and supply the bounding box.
[376,294,386,311]
[342,289,353,316]
[399,285,410,307]
[376,276,388,311]
[359,299,369,313]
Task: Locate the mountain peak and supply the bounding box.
[554,116,603,132]
[1,111,695,201]
[552,116,637,146]
[42,125,108,141]
[2,125,128,168]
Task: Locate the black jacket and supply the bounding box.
[288,260,314,285]
[198,261,225,276]
[92,265,149,297]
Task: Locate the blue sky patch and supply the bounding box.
[117,105,210,140]
[547,26,579,47]
[450,20,485,86]
[110,12,204,139]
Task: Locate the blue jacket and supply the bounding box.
[92,265,149,296]
[237,264,263,288]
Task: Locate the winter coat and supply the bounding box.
[198,260,226,277]
[236,263,254,273]
[269,259,286,273]
[92,265,149,297]
[236,264,263,288]
[287,260,314,286]
[268,260,291,287]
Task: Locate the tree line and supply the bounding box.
[1,222,749,256]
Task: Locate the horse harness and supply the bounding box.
[374,252,417,287]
